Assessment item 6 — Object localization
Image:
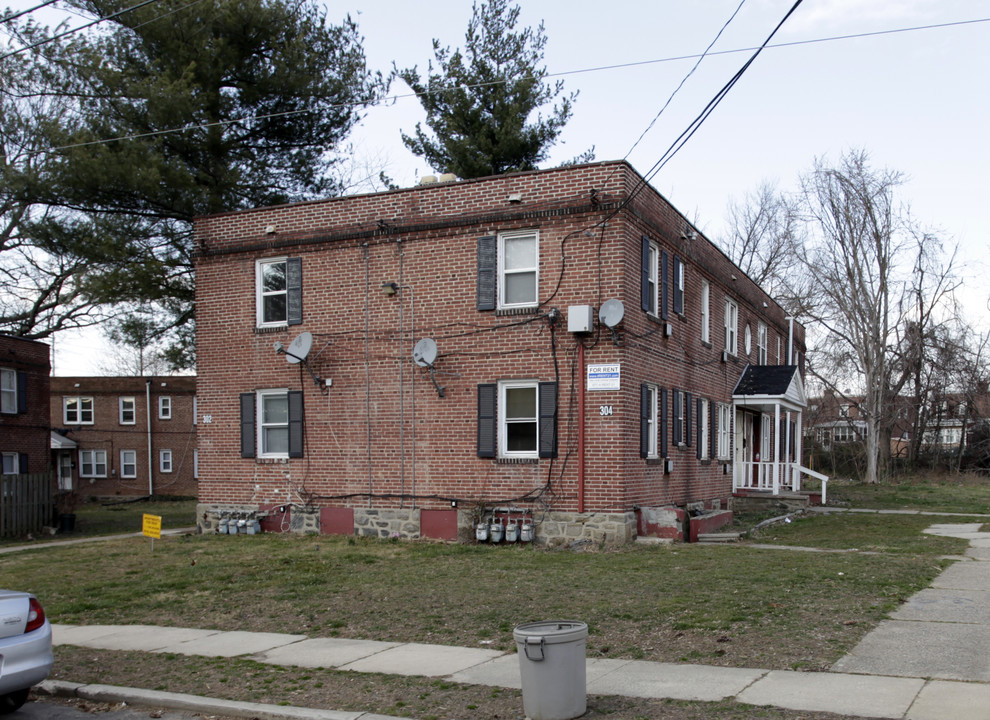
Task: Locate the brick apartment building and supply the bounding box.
[193,161,811,544]
[0,335,51,476]
[49,377,197,498]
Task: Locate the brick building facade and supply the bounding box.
[49,377,197,498]
[193,161,808,544]
[0,335,51,475]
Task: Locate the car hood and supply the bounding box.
[0,590,31,639]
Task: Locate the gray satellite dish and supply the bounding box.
[413,338,438,367]
[285,331,313,364]
[599,299,625,328]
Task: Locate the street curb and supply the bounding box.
[36,679,404,720]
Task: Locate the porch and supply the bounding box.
[733,460,829,504]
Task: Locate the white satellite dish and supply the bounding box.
[413,338,439,367]
[599,299,625,328]
[285,331,313,364]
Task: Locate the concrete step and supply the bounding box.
[696,532,742,543]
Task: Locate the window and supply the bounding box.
[640,384,659,459]
[757,323,768,365]
[159,396,172,420]
[697,398,709,460]
[839,404,850,418]
[193,449,199,479]
[700,281,710,343]
[159,449,173,473]
[724,299,738,355]
[239,390,304,459]
[256,257,302,327]
[673,390,685,445]
[120,450,137,478]
[673,255,685,315]
[645,241,659,316]
[744,325,752,355]
[499,230,539,309]
[476,381,557,460]
[761,415,772,462]
[717,403,732,459]
[64,397,94,424]
[0,369,17,414]
[1,453,20,476]
[79,449,107,477]
[119,397,136,425]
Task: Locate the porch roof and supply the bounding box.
[732,365,806,412]
[51,431,77,450]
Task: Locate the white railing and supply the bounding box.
[734,462,829,504]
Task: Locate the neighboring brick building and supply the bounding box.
[49,377,197,498]
[193,161,811,544]
[0,335,51,475]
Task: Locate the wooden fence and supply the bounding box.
[1,472,54,538]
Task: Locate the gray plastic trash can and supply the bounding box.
[513,620,587,720]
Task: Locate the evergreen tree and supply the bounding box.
[398,0,590,179]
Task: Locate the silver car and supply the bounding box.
[0,591,53,714]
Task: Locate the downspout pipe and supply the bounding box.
[145,380,154,496]
[578,342,585,513]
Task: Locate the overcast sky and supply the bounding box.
[11,0,988,374]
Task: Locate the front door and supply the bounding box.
[58,452,73,491]
[735,410,755,488]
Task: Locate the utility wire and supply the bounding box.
[0,0,60,24]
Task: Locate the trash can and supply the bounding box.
[513,620,587,720]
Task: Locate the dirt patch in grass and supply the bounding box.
[52,646,877,720]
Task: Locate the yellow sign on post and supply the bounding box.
[143,514,162,539]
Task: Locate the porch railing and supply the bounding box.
[734,462,829,504]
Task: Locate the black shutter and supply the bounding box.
[661,250,669,320]
[660,388,668,458]
[641,236,651,312]
[710,400,718,459]
[286,257,303,326]
[477,384,497,457]
[19,453,28,474]
[239,393,256,458]
[696,398,704,459]
[17,372,27,414]
[685,392,692,446]
[639,384,650,458]
[288,391,304,458]
[672,389,681,444]
[673,255,683,314]
[477,236,497,311]
[538,382,558,458]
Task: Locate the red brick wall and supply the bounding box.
[0,336,51,474]
[50,377,197,497]
[194,161,806,520]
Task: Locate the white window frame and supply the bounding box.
[675,259,685,314]
[159,449,173,473]
[119,396,136,425]
[700,280,710,343]
[699,399,709,458]
[79,449,107,478]
[645,384,659,459]
[724,299,738,356]
[258,389,291,459]
[193,449,199,479]
[498,230,539,309]
[839,404,850,418]
[0,368,16,414]
[159,396,172,420]
[761,415,772,462]
[757,323,768,365]
[498,380,539,459]
[64,396,95,424]
[717,403,732,460]
[120,450,138,478]
[744,325,752,356]
[256,257,289,327]
[646,241,659,316]
[1,452,18,476]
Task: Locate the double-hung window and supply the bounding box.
[673,256,685,315]
[159,396,172,420]
[644,240,659,316]
[64,397,94,424]
[640,384,659,459]
[700,281,710,343]
[79,449,107,477]
[160,449,173,473]
[0,369,17,414]
[697,398,709,459]
[724,299,738,356]
[120,450,137,478]
[119,397,136,425]
[499,231,539,309]
[1,453,19,475]
[239,390,304,459]
[757,322,768,365]
[476,381,557,460]
[256,257,303,327]
[717,403,732,460]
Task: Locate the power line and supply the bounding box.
[0,0,60,24]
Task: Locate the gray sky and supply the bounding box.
[13,0,988,373]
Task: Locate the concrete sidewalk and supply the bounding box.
[40,521,990,719]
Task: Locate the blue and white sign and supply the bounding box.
[587,363,620,391]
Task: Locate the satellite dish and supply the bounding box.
[413,338,438,367]
[285,331,313,364]
[599,299,625,328]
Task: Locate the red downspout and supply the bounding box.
[578,341,585,513]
